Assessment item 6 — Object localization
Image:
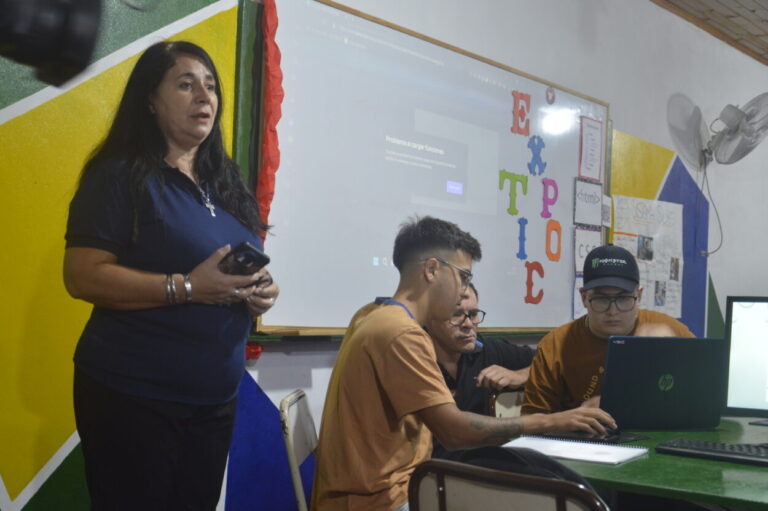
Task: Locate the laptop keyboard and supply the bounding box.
[656,437,768,467]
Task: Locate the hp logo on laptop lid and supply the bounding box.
[658,374,675,391]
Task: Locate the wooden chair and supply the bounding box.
[278,390,318,511]
[489,389,525,418]
[409,459,609,511]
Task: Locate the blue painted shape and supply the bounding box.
[658,157,708,337]
[299,451,316,504]
[226,373,315,511]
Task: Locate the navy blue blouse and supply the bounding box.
[66,159,262,404]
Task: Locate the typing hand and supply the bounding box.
[526,407,617,437]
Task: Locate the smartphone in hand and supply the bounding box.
[218,241,270,276]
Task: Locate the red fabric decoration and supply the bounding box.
[257,0,284,242]
[245,341,264,360]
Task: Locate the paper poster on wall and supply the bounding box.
[573,274,587,319]
[573,226,602,273]
[612,195,683,318]
[573,178,602,227]
[579,116,603,182]
[602,195,612,227]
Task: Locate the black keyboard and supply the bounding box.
[656,437,768,467]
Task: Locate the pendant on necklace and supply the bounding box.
[204,200,216,217]
[197,184,216,217]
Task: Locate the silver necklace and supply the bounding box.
[196,182,216,217]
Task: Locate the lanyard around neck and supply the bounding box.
[380,298,415,320]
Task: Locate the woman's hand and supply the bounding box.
[188,245,268,305]
[64,245,266,310]
[244,268,279,317]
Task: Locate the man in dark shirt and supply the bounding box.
[427,283,535,458]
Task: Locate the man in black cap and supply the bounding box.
[522,244,693,415]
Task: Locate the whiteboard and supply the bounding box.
[263,0,608,331]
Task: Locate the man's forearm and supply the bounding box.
[464,412,524,446]
[420,402,612,451]
[420,404,527,451]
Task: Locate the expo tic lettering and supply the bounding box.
[501,89,562,305]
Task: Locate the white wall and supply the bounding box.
[247,342,337,427]
[255,0,768,415]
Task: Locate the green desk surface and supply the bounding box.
[560,417,768,510]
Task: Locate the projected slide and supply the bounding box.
[265,0,608,328]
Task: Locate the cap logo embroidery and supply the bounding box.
[591,257,627,269]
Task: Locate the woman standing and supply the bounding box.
[64,41,278,509]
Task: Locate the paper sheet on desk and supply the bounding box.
[505,436,648,465]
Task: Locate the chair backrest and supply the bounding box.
[408,459,609,511]
[489,389,525,418]
[279,389,318,511]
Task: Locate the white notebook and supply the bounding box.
[504,436,648,465]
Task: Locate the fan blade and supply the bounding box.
[713,92,768,164]
[667,93,710,170]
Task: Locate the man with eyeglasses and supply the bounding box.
[426,283,534,458]
[429,284,533,412]
[313,217,615,511]
[522,244,693,416]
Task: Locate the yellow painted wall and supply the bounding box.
[611,130,675,199]
[0,8,237,499]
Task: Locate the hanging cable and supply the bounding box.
[694,162,724,257]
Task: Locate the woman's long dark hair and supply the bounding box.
[82,40,268,236]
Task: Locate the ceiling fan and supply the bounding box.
[667,92,768,172]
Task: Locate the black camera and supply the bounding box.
[0,0,102,86]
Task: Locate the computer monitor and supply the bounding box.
[724,296,768,417]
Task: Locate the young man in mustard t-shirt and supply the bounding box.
[523,244,694,415]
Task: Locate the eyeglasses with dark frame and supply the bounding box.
[587,295,638,313]
[448,309,486,326]
[424,256,473,287]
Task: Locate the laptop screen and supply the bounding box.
[725,296,768,417]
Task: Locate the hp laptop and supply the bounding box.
[600,336,727,430]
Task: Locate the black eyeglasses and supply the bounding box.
[588,295,638,313]
[423,257,473,287]
[449,309,486,326]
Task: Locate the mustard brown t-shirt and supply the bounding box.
[522,310,694,414]
[311,302,454,511]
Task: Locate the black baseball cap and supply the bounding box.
[582,245,639,292]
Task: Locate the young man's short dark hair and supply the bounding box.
[392,216,482,271]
